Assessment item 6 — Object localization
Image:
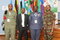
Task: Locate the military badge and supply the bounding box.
[7,19,10,22]
[34,20,38,23]
[38,14,40,16]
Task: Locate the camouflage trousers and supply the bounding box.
[44,29,53,40]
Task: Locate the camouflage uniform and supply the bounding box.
[43,11,55,40]
[4,10,16,40]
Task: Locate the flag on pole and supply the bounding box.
[20,1,22,9]
[18,1,22,14]
[34,0,37,6]
[15,0,19,14]
[22,0,25,8]
[28,0,31,5]
[25,0,28,10]
[40,0,44,4]
[40,0,44,16]
[30,1,34,12]
[37,0,41,12]
[24,0,32,15]
[24,0,28,14]
[40,4,44,16]
[10,0,13,4]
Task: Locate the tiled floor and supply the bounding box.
[0,25,60,40]
[0,35,5,40]
[0,30,44,40]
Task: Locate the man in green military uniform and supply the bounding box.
[44,5,56,40]
[3,4,16,40]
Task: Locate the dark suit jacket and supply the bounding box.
[16,14,29,30]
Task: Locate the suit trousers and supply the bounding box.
[30,29,41,40]
[18,27,28,40]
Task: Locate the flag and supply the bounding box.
[24,0,28,1]
[24,0,28,14]
[22,0,25,8]
[40,4,44,16]
[40,0,44,16]
[37,0,41,12]
[28,7,32,15]
[25,0,28,10]
[44,0,46,2]
[51,7,57,12]
[18,1,22,14]
[30,1,34,12]
[28,0,32,15]
[28,0,31,5]
[20,1,22,9]
[24,0,32,15]
[40,0,44,4]
[15,0,19,14]
[34,0,37,6]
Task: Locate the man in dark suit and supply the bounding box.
[16,8,29,40]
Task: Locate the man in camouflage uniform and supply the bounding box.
[3,4,16,40]
[44,5,55,40]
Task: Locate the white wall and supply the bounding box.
[58,0,60,20]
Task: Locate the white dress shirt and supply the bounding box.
[21,14,25,27]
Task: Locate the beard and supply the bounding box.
[9,8,12,11]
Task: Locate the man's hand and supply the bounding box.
[17,30,19,33]
[27,30,30,33]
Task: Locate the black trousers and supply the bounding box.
[18,27,28,40]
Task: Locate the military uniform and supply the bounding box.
[4,10,16,40]
[43,11,55,40]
